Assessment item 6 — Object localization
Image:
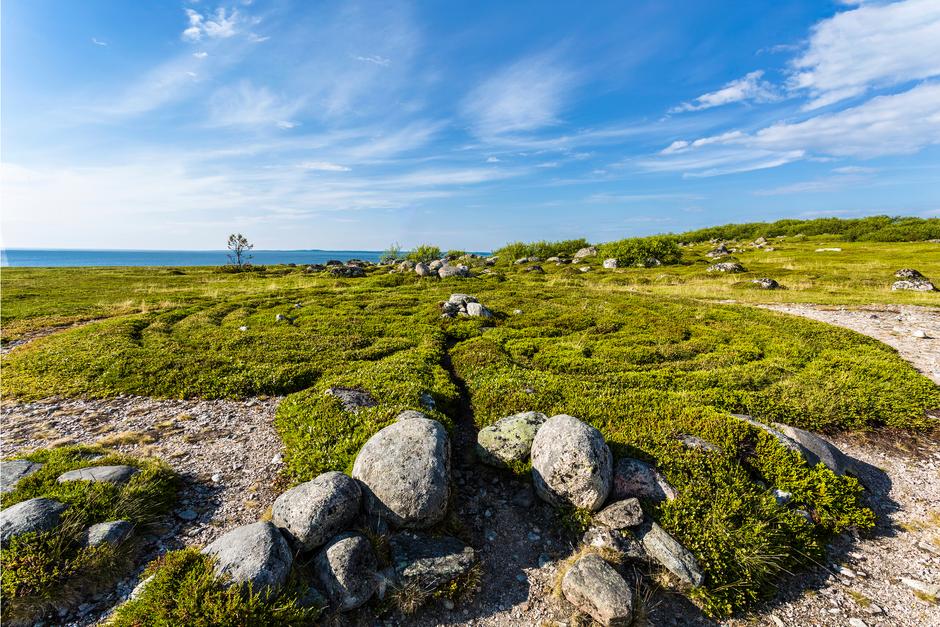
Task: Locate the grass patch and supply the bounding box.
[1,446,178,624]
[107,548,320,626]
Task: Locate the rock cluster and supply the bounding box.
[707,262,746,273]
[573,246,597,259]
[441,293,493,318]
[329,264,366,278]
[892,268,935,291]
[706,243,730,258]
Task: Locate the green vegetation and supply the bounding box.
[674,215,940,243]
[598,234,682,266]
[1,224,938,619]
[494,238,590,261]
[107,548,320,627]
[380,242,402,264]
[1,446,178,624]
[406,244,442,264]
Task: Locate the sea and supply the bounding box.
[0,249,390,268]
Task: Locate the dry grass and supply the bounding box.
[96,430,157,447]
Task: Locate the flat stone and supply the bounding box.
[83,520,133,547]
[1,460,43,494]
[203,521,293,597]
[272,471,361,551]
[1,498,67,547]
[676,434,720,453]
[325,387,376,413]
[582,527,646,561]
[57,465,139,485]
[611,458,676,502]
[772,423,854,475]
[637,522,703,587]
[593,498,644,529]
[315,532,378,611]
[389,531,477,592]
[561,553,633,626]
[477,411,547,468]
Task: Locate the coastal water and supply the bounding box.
[0,249,387,268]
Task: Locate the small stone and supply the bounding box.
[83,520,133,547]
[593,498,644,529]
[316,532,378,611]
[176,509,198,521]
[477,411,547,468]
[1,460,44,494]
[637,522,704,587]
[325,387,376,413]
[582,527,646,561]
[849,619,867,627]
[270,453,283,465]
[901,577,940,598]
[772,489,792,506]
[238,325,248,331]
[211,473,221,483]
[611,458,676,503]
[912,329,928,339]
[203,521,293,598]
[389,532,476,594]
[602,258,618,269]
[272,471,361,551]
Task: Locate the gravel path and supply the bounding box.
[1,395,286,626]
[758,303,940,384]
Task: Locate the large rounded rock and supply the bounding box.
[272,472,361,551]
[352,418,451,528]
[477,411,547,468]
[1,498,67,547]
[202,521,293,597]
[530,414,612,512]
[315,532,378,611]
[1,460,43,494]
[57,465,139,485]
[562,553,633,626]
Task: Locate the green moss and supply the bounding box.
[108,549,320,627]
[1,446,178,624]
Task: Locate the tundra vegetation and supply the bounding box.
[1,216,938,622]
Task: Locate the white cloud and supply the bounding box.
[671,71,779,112]
[645,82,940,176]
[354,55,391,67]
[462,52,576,136]
[91,37,108,47]
[790,0,940,109]
[485,156,501,163]
[193,51,208,59]
[299,161,350,172]
[207,80,303,128]
[182,7,241,42]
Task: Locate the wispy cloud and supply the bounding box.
[462,52,577,136]
[354,55,391,67]
[298,161,350,172]
[671,71,779,112]
[646,82,940,176]
[91,37,108,47]
[207,80,303,128]
[789,0,940,109]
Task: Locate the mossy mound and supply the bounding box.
[1,446,178,624]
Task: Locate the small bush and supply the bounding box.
[406,245,442,265]
[494,238,590,261]
[380,242,402,264]
[108,549,319,626]
[598,235,682,266]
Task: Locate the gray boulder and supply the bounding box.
[57,465,139,485]
[83,520,133,547]
[438,264,470,278]
[1,498,67,547]
[352,418,451,528]
[325,387,377,413]
[476,411,547,468]
[329,265,365,278]
[602,258,618,269]
[561,553,633,626]
[389,532,476,591]
[582,527,645,561]
[706,262,745,273]
[772,423,853,475]
[1,460,43,494]
[315,532,377,611]
[530,414,612,512]
[429,259,444,271]
[396,409,429,421]
[637,522,703,587]
[573,246,597,260]
[706,244,730,258]
[272,471,361,551]
[611,458,676,502]
[892,269,935,291]
[593,498,643,529]
[414,262,432,277]
[203,521,293,597]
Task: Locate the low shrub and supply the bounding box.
[598,235,682,265]
[494,238,590,261]
[406,245,442,265]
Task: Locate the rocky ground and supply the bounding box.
[1,302,938,626]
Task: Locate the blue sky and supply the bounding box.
[2,0,939,250]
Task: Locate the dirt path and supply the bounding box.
[758,303,940,384]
